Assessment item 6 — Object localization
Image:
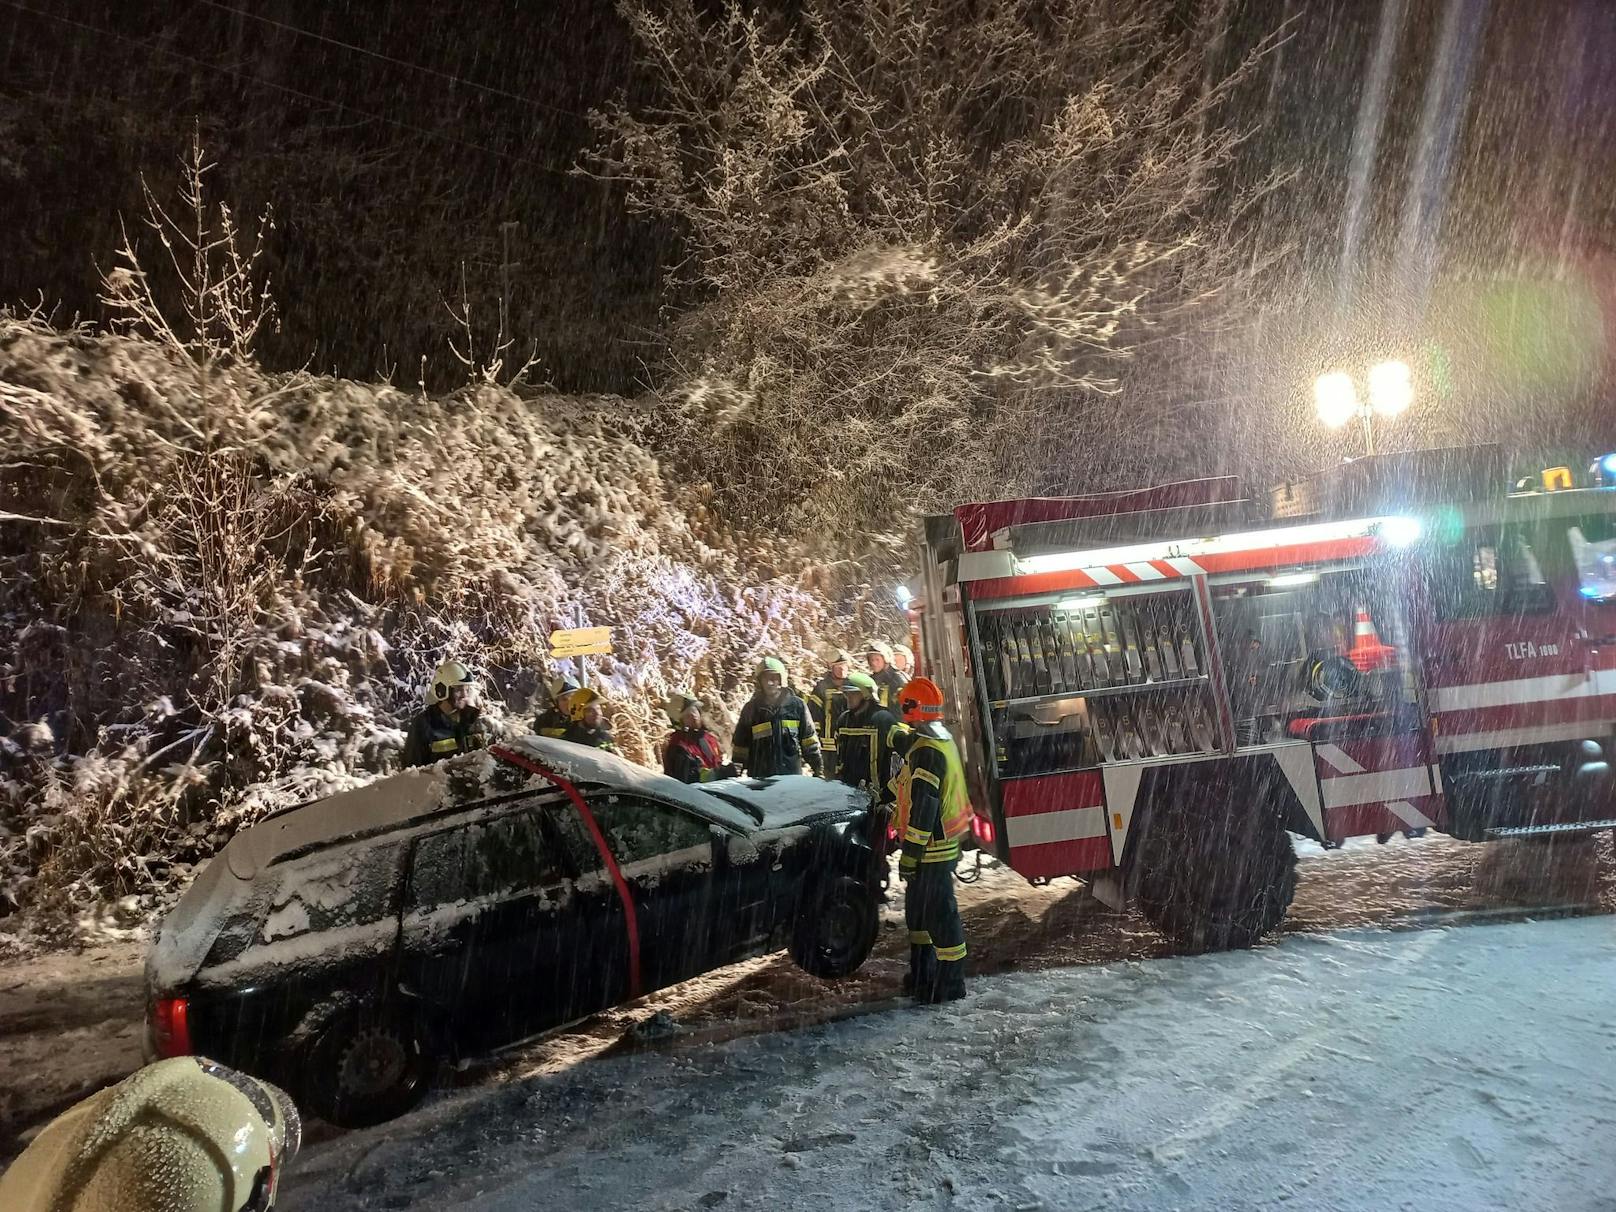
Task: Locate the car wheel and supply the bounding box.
[299,1005,433,1128]
[789,873,880,979]
[1132,793,1297,954]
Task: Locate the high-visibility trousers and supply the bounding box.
[904,859,966,967]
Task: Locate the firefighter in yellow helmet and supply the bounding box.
[833,669,908,804]
[533,673,579,739]
[402,660,490,768]
[0,1056,301,1211]
[893,677,971,1003]
[562,686,619,753]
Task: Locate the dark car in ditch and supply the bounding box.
[144,737,885,1126]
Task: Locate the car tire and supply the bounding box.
[298,1004,433,1128]
[789,873,880,979]
[1132,793,1297,954]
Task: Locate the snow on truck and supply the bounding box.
[916,444,1616,950]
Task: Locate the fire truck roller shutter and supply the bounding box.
[1117,750,1319,953]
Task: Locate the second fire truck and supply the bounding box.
[916,445,1616,951]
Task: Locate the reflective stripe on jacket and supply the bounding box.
[895,725,971,867]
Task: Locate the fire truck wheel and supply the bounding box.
[789,874,880,979]
[1132,801,1297,953]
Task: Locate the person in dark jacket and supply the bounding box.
[561,687,619,753]
[732,657,822,778]
[661,692,737,784]
[863,639,910,708]
[834,670,909,805]
[402,660,490,768]
[533,674,577,740]
[806,648,853,780]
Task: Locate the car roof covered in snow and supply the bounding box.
[225,735,859,879]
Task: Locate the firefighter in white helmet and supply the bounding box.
[0,1056,301,1211]
[863,639,909,708]
[402,659,490,767]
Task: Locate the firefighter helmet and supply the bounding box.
[664,690,702,727]
[825,648,854,667]
[0,1056,301,1212]
[863,639,894,663]
[897,677,944,723]
[565,686,601,722]
[893,643,914,665]
[754,656,788,685]
[544,673,579,703]
[842,670,878,699]
[428,660,479,706]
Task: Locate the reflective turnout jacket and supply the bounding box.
[806,674,849,753]
[894,723,972,872]
[533,707,569,739]
[834,701,909,803]
[563,721,619,753]
[732,692,822,777]
[872,666,909,710]
[402,705,489,768]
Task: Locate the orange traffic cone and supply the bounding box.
[1347,606,1399,672]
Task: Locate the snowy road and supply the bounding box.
[283,913,1616,1212]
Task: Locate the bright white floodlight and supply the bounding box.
[1367,359,1413,417]
[1313,372,1359,429]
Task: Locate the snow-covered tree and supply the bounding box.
[584,0,1280,537]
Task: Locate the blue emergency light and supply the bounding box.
[1592,452,1616,488]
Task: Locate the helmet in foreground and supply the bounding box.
[897,677,944,724]
[0,1056,301,1212]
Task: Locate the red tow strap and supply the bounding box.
[491,746,642,999]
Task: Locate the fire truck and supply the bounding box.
[915,445,1616,951]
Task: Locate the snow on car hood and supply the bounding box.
[696,776,870,831]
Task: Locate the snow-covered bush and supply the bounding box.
[0,315,849,929]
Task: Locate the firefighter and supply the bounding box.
[892,677,971,1003]
[533,674,578,739]
[863,638,909,708]
[662,691,737,783]
[402,660,489,767]
[732,656,822,777]
[806,648,853,779]
[562,686,619,752]
[893,643,914,676]
[834,669,909,805]
[0,1056,301,1211]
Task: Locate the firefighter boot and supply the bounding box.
[918,958,967,1004]
[901,944,936,996]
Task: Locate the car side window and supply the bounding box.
[589,795,712,866]
[408,809,566,909]
[1432,525,1554,619]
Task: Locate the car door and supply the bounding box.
[585,793,722,994]
[398,805,581,1054]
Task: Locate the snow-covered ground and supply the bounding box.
[281,912,1616,1211]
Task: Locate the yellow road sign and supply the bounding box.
[550,626,613,657]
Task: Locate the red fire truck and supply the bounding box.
[915,445,1616,951]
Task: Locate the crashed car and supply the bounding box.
[144,737,884,1127]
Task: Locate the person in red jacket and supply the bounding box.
[661,691,737,783]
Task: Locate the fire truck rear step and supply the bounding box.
[1484,819,1616,839]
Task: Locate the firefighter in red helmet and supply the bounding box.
[892,677,971,1003]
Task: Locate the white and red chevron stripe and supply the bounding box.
[998,771,1111,877]
[1314,737,1446,840]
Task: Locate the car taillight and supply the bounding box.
[152,996,192,1057]
[972,814,996,846]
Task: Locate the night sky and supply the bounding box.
[4,0,1616,409]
